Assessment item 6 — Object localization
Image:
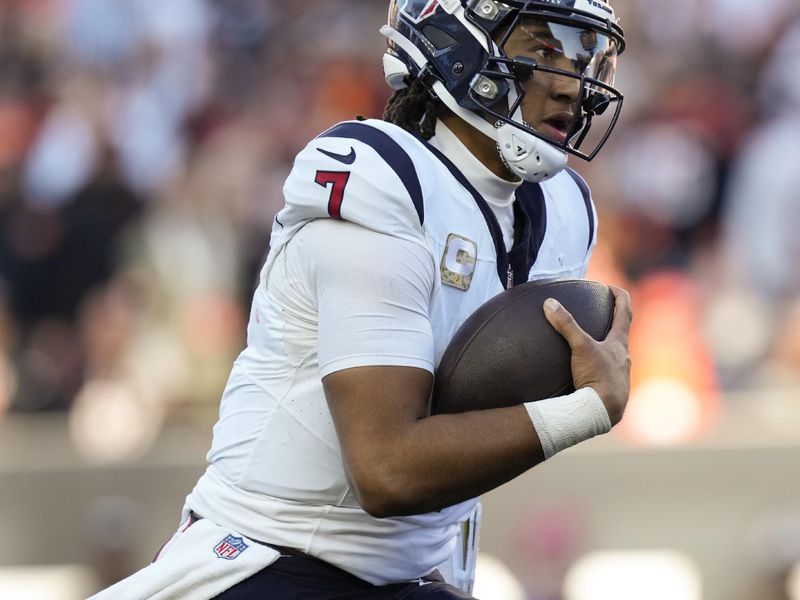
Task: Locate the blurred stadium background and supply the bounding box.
[0,0,799,598]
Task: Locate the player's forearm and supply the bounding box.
[347,405,545,517]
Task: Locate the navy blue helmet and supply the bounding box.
[382,0,626,182]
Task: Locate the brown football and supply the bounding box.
[431,279,615,415]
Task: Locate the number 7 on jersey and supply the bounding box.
[315,171,351,219]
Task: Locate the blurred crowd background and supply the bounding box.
[1,0,800,598]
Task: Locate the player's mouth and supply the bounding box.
[539,113,575,144]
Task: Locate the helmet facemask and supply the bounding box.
[470,9,624,162]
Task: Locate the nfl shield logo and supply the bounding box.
[214,534,249,560]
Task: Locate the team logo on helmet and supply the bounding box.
[398,0,441,23]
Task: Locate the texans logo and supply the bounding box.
[398,0,441,22]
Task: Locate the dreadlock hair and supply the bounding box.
[383,77,442,140]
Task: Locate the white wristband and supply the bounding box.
[524,387,611,460]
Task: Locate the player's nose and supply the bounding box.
[551,73,581,104]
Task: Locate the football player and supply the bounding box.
[91,1,633,598]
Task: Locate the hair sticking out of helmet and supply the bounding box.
[384,77,442,140]
[381,0,626,182]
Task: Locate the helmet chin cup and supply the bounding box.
[495,124,567,183]
[429,76,568,183]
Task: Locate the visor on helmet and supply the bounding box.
[470,14,623,160]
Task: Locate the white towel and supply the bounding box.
[89,517,280,600]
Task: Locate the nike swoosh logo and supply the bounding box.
[317,146,356,165]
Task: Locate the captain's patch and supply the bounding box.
[441,234,477,291]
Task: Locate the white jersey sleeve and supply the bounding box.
[288,218,437,376]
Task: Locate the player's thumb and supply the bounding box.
[543,298,591,350]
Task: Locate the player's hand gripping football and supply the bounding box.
[543,285,632,426]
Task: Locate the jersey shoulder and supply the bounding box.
[279,119,433,242]
[540,167,596,249]
[538,167,593,207]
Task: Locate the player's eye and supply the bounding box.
[531,44,562,61]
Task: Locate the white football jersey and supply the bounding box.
[184,119,597,585]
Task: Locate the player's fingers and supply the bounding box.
[543,298,593,351]
[605,285,633,345]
